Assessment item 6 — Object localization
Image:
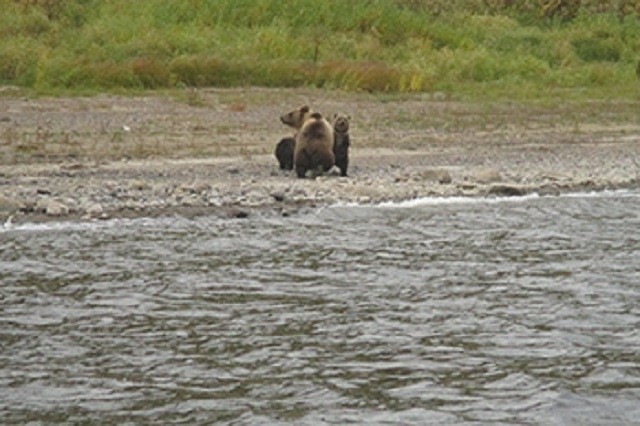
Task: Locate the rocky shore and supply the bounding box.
[1,88,639,225]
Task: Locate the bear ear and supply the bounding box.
[331,113,337,120]
[301,105,310,112]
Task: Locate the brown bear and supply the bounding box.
[274,137,295,170]
[332,114,351,177]
[276,105,314,171]
[280,105,313,130]
[294,112,335,178]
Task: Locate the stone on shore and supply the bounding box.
[177,182,211,194]
[36,198,70,216]
[85,203,104,216]
[417,168,453,184]
[475,168,503,184]
[486,184,528,197]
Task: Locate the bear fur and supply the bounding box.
[274,137,295,170]
[294,112,335,178]
[332,114,351,177]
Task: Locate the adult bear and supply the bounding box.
[280,105,313,130]
[293,112,335,178]
[275,105,314,171]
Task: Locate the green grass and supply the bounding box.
[1,0,639,100]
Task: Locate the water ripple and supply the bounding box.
[1,191,639,424]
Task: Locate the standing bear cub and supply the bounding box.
[294,112,335,178]
[332,114,351,177]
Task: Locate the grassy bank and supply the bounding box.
[1,0,639,100]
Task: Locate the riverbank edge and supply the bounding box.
[2,151,639,227]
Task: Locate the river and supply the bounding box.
[1,190,639,424]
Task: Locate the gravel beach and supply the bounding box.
[1,87,639,225]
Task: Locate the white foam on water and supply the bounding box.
[1,215,179,234]
[3,189,636,233]
[331,188,637,209]
[2,218,119,234]
[379,193,542,208]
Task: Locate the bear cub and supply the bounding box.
[274,137,295,170]
[331,114,351,177]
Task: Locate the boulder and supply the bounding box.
[36,198,70,216]
[85,203,103,216]
[475,168,502,184]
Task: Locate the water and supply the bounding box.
[1,191,639,424]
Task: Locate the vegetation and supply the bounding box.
[1,0,639,99]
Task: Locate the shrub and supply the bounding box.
[573,36,622,62]
[0,37,40,84]
[317,61,402,91]
[130,57,170,88]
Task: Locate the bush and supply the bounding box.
[573,36,622,62]
[130,57,170,88]
[0,37,40,84]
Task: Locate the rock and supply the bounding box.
[486,184,527,197]
[85,203,103,216]
[48,201,69,216]
[129,180,150,191]
[475,168,502,184]
[152,184,169,196]
[60,197,78,213]
[177,182,211,194]
[62,163,85,171]
[458,183,477,191]
[36,199,69,216]
[417,168,453,184]
[0,195,24,213]
[207,197,223,207]
[227,207,249,219]
[271,192,285,202]
[542,173,568,182]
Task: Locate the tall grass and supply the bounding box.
[1,0,639,99]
